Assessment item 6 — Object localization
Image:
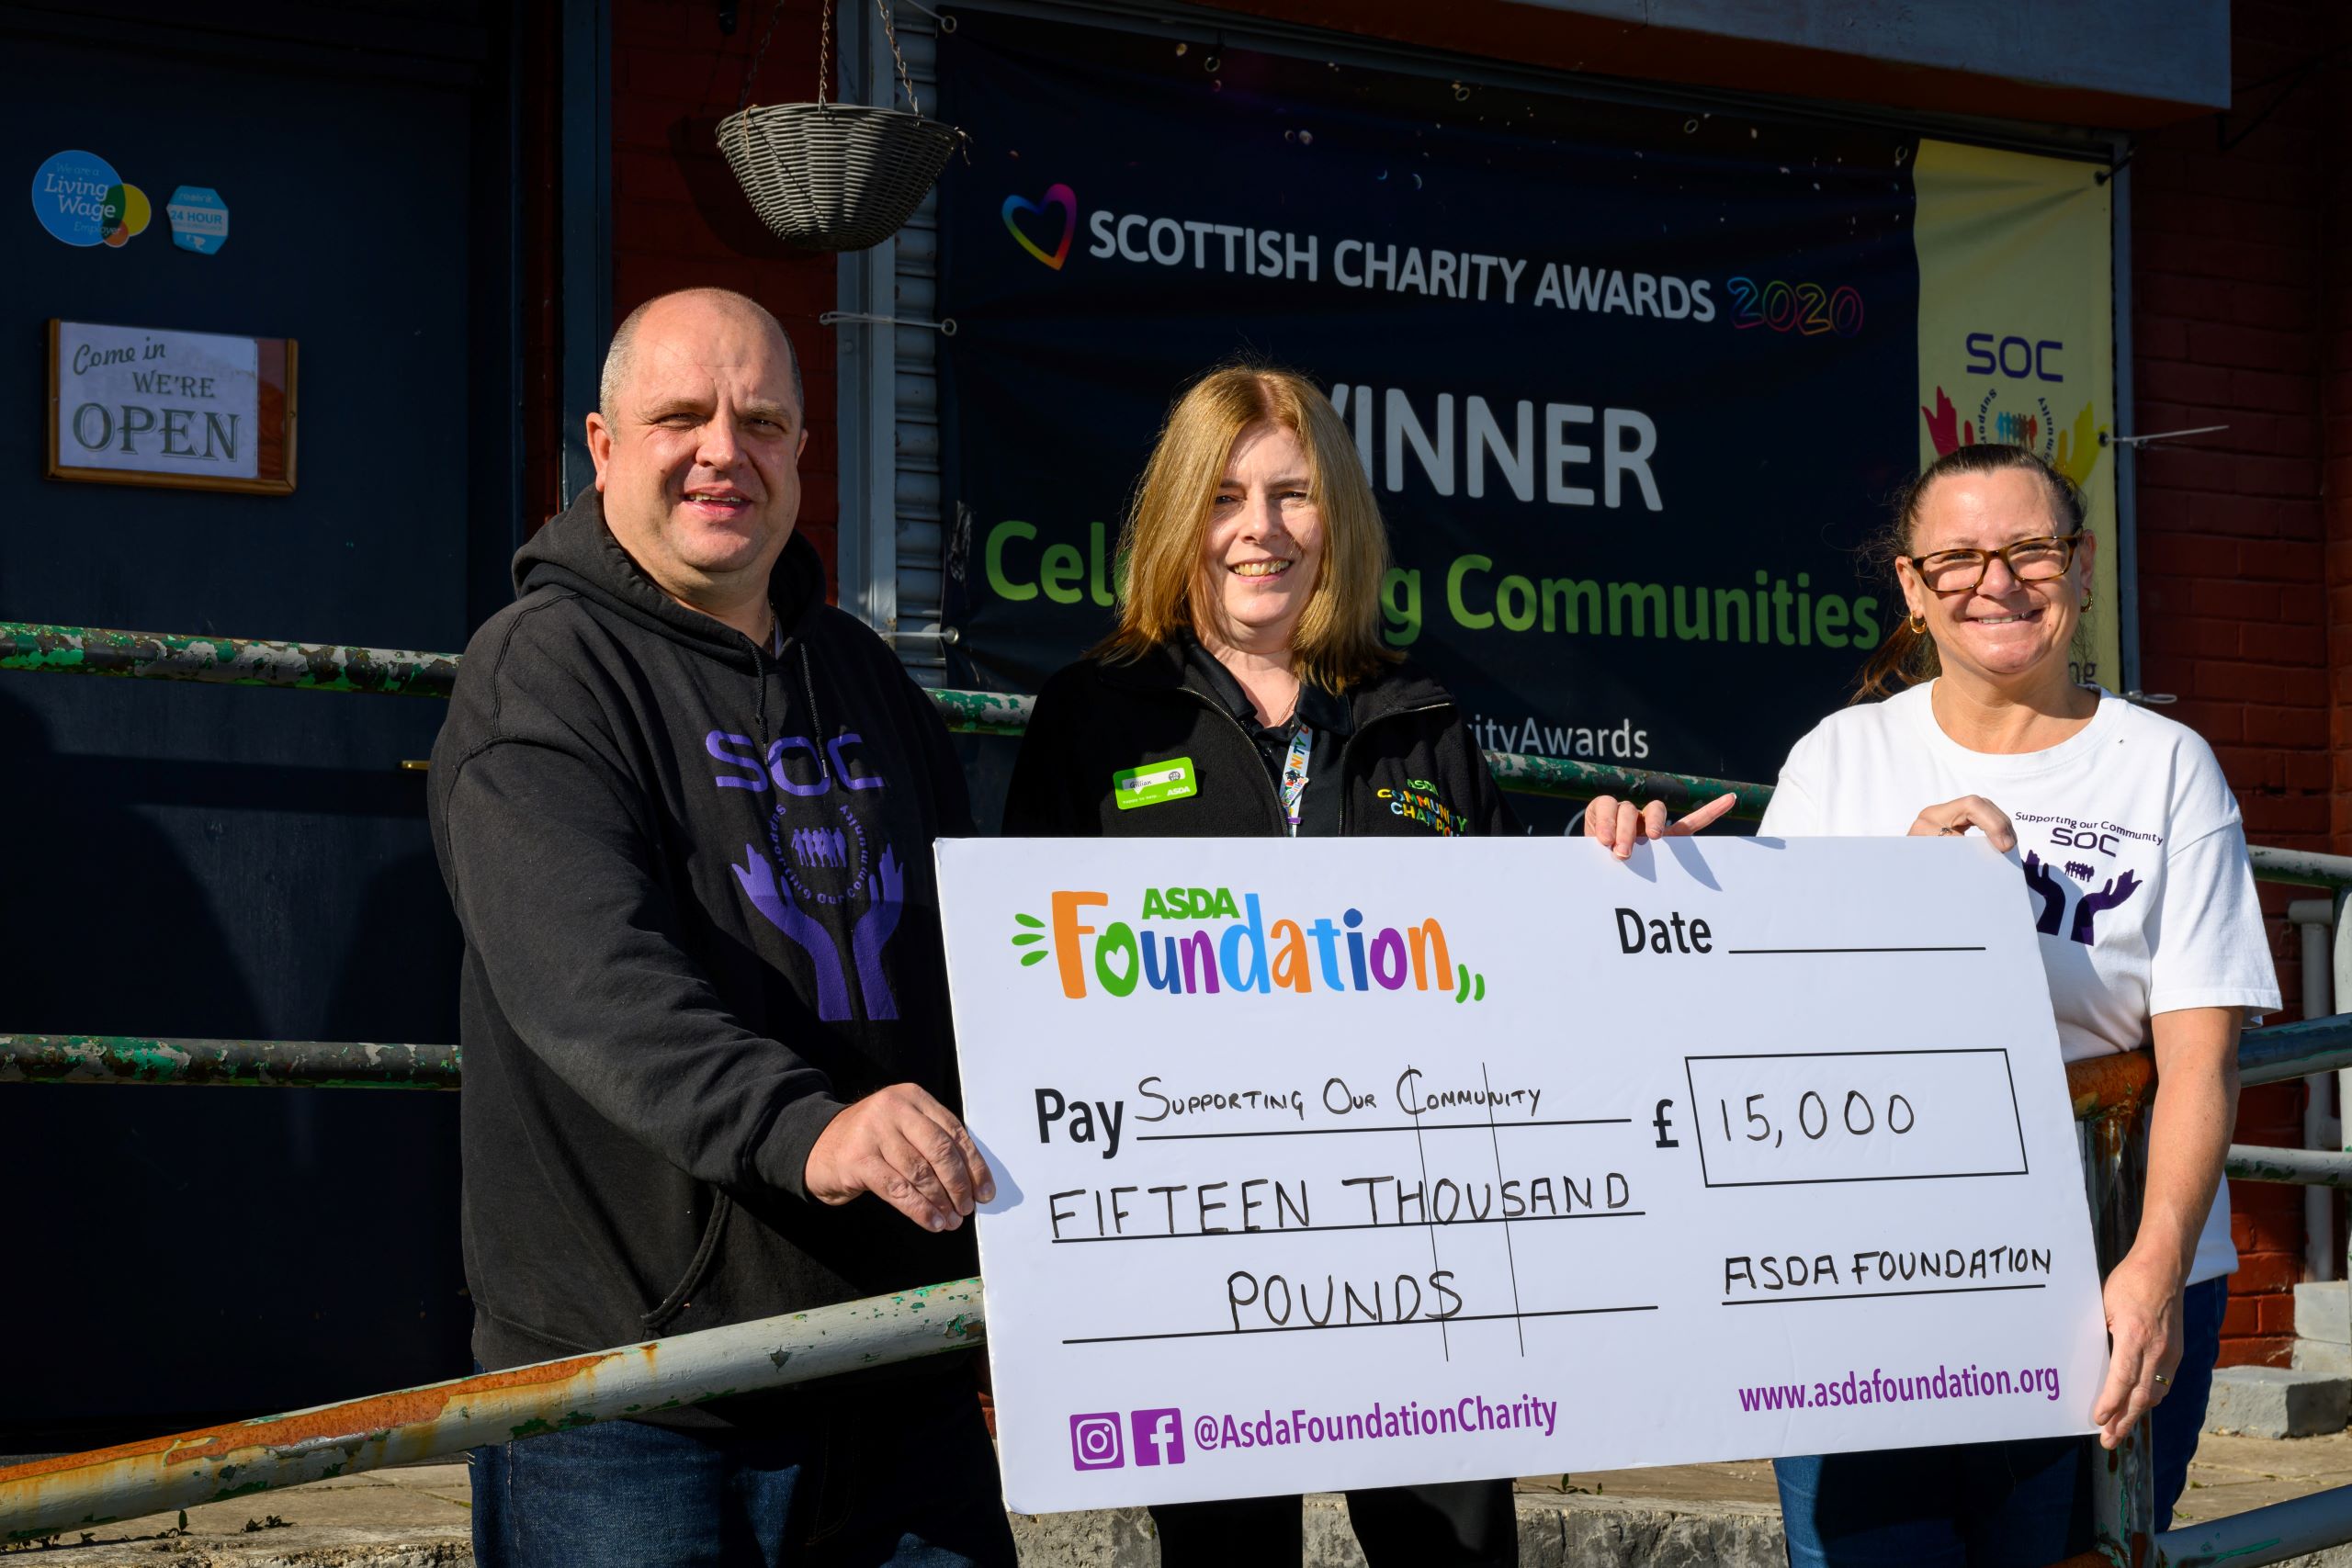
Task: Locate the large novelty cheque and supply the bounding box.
[936,838,2108,1513]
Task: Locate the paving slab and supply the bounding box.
[2173,1429,2352,1524]
[1009,1491,1786,1568]
[1,1461,472,1566]
[16,1437,2352,1565]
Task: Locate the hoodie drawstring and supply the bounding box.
[796,642,826,750]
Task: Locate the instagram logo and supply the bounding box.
[1069,1412,1125,1471]
[1132,1407,1185,1467]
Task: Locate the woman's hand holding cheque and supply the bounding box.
[1578,792,1738,857]
[1584,792,2020,855]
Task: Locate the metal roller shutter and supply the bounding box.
[832,4,951,685]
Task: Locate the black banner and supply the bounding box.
[938,12,1924,782]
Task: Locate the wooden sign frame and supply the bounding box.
[45,319,299,495]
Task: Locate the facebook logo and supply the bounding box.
[1131,1407,1185,1467]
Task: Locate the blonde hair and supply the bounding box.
[1093,366,1398,692]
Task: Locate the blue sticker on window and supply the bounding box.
[30,150,125,248]
[167,186,229,255]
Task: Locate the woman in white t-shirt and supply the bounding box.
[1587,443,2278,1566]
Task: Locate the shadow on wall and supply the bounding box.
[0,688,468,1449]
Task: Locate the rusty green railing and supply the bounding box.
[10,1044,2352,1563]
[13,616,2352,1565]
[0,1279,985,1546]
[0,621,458,697]
[0,619,1763,818]
[27,618,2352,844]
[0,1035,460,1089]
[11,1013,2348,1097]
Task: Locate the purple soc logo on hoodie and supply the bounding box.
[707,728,904,1022]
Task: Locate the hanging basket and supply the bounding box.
[718,101,959,253]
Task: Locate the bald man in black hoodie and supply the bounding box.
[429,288,1012,1566]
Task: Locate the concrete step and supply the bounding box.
[2301,1281,2352,1346]
[2208,1365,2352,1438]
[2298,1339,2352,1376]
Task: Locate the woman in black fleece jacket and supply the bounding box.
[1002,367,1516,1565]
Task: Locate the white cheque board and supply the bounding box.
[936,837,2108,1514]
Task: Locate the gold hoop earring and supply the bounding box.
[1907,613,1927,635]
[2080,590,2094,614]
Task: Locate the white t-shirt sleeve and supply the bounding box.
[2149,817,2280,1015]
[1759,728,1828,838]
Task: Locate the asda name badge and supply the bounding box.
[1113,757,1195,810]
[935,836,2109,1515]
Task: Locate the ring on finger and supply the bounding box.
[2154,1372,2171,1386]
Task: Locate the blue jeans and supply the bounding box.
[470,1370,1014,1567]
[2152,1276,2227,1530]
[1772,1276,2229,1564]
[1773,1435,2088,1568]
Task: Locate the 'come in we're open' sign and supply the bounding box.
[46,319,297,494]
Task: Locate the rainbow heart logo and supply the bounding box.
[1001,184,1076,270]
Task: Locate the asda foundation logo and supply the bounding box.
[1011,887,1487,1002]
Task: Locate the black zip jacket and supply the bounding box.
[1001,643,1518,838]
[427,490,975,1397]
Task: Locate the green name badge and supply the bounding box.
[1113,757,1197,810]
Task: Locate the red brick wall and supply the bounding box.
[604,0,842,587]
[2132,0,2341,1368]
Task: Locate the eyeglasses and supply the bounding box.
[1902,533,2083,596]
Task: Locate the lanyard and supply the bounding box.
[1279,721,1314,838]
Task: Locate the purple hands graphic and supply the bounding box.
[852,848,904,1021]
[2021,852,2143,948]
[2069,868,2143,947]
[2021,852,2067,936]
[734,837,905,1022]
[734,842,852,1021]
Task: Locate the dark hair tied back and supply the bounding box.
[1850,445,2086,703]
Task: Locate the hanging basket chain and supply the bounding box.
[738,0,792,110]
[740,0,910,114]
[818,0,834,108]
[874,0,921,116]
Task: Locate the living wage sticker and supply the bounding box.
[933,836,2111,1514]
[31,151,148,248]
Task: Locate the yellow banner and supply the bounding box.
[1913,140,2118,687]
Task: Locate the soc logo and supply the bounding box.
[1069,1408,1186,1470]
[1966,333,2064,383]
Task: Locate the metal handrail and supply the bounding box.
[0,619,1763,814]
[14,1043,2346,1548]
[15,619,2352,845]
[0,621,458,698]
[0,1035,460,1089]
[0,1279,984,1546]
[6,1013,2352,1547]
[12,1015,2352,1094]
[12,617,2352,1561]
